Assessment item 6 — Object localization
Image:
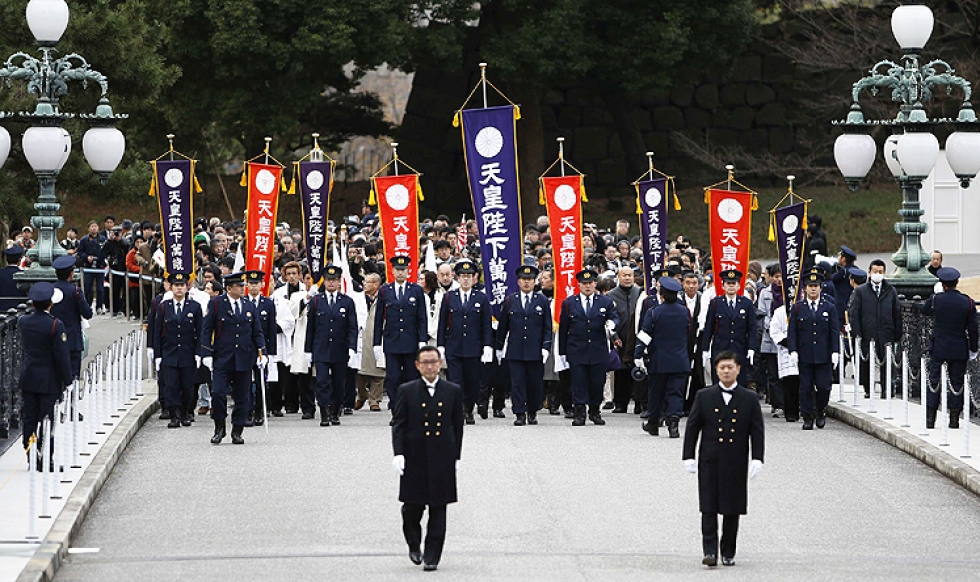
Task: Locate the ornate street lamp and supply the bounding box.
[0,0,126,289]
[832,1,980,299]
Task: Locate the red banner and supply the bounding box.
[542,175,585,328]
[374,174,421,283]
[245,162,283,293]
[706,188,756,295]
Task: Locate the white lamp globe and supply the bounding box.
[891,4,934,51]
[883,134,905,178]
[896,131,940,179]
[23,126,70,172]
[946,131,980,186]
[0,126,10,169]
[83,126,125,178]
[26,0,70,45]
[834,133,876,183]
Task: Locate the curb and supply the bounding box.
[826,402,980,498]
[15,381,159,582]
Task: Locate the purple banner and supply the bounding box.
[299,160,333,285]
[154,159,194,275]
[774,202,807,306]
[460,106,522,315]
[636,178,668,295]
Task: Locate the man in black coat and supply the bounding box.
[847,259,903,397]
[682,350,765,567]
[50,255,93,378]
[391,346,464,572]
[0,246,27,311]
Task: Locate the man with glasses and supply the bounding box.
[391,346,463,572]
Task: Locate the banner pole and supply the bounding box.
[263,136,271,165]
[479,62,488,108]
[646,151,654,181]
[311,133,323,162]
[726,164,734,190]
[391,142,400,176]
[557,137,565,177]
[167,133,175,162]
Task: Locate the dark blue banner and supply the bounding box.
[636,178,668,295]
[299,160,333,285]
[153,159,194,275]
[460,106,522,315]
[774,202,807,306]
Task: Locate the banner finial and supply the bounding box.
[787,174,796,197]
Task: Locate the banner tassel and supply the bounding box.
[193,175,203,194]
[579,178,588,203]
[673,193,682,211]
[417,183,425,202]
[239,163,248,187]
[452,111,460,128]
[287,175,296,195]
[514,106,521,121]
[148,160,157,197]
[751,194,759,211]
[703,190,710,204]
[768,214,776,242]
[635,195,642,215]
[369,188,376,206]
[147,182,156,197]
[280,175,288,193]
[539,185,546,206]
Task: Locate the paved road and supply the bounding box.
[51,399,980,582]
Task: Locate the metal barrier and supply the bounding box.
[0,303,31,455]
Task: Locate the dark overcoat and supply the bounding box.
[682,384,765,515]
[392,378,464,506]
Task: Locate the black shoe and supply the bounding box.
[927,407,937,429]
[634,404,645,415]
[210,421,226,444]
[493,409,505,418]
[330,410,341,426]
[639,410,652,419]
[612,406,628,414]
[548,406,560,415]
[243,418,254,427]
[320,406,330,427]
[950,408,962,429]
[528,411,538,425]
[802,416,814,430]
[409,549,423,565]
[231,426,244,445]
[343,407,354,415]
[302,411,315,420]
[786,416,799,423]
[702,554,717,567]
[815,411,826,429]
[602,402,614,410]
[643,420,659,436]
[514,413,526,426]
[159,409,172,420]
[572,415,586,427]
[253,415,264,426]
[272,410,284,417]
[722,557,735,566]
[181,413,192,427]
[167,416,181,429]
[667,416,680,438]
[389,418,396,426]
[423,564,438,571]
[477,404,489,420]
[563,409,575,419]
[464,412,475,425]
[590,413,606,426]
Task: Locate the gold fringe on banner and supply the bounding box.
[148,160,158,197]
[287,162,298,195]
[635,190,642,215]
[514,106,521,120]
[369,185,377,206]
[768,212,776,242]
[751,194,759,211]
[538,183,546,206]
[417,182,425,202]
[672,179,682,210]
[452,111,460,128]
[802,202,808,230]
[239,163,248,187]
[280,174,287,193]
[579,176,588,203]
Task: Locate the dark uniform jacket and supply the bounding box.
[848,280,903,354]
[373,282,427,354]
[247,294,278,357]
[831,267,854,327]
[151,298,203,368]
[77,234,106,269]
[19,311,73,395]
[200,295,266,372]
[392,378,464,506]
[496,291,553,361]
[558,293,620,366]
[305,292,358,363]
[437,289,492,359]
[0,265,27,312]
[50,279,93,352]
[701,295,757,358]
[788,298,841,364]
[921,289,979,360]
[682,384,765,515]
[635,302,691,375]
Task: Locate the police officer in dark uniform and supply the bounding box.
[558,268,621,426]
[373,256,428,412]
[391,346,464,572]
[200,272,266,445]
[921,267,979,428]
[151,272,203,427]
[50,255,93,378]
[244,270,277,427]
[496,265,553,426]
[437,259,492,425]
[0,246,27,311]
[19,282,73,463]
[682,350,765,567]
[634,276,691,438]
[146,277,172,419]
[305,265,358,426]
[701,270,756,386]
[788,270,840,430]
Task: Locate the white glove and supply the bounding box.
[831,352,840,368]
[491,320,498,330]
[203,356,213,370]
[373,346,384,363]
[257,354,267,368]
[305,282,319,299]
[605,319,616,331]
[748,459,763,480]
[437,346,446,360]
[481,346,493,364]
[195,355,202,368]
[747,350,755,365]
[684,459,697,474]
[971,351,979,362]
[844,323,852,336]
[147,348,154,362]
[789,352,799,367]
[541,349,550,364]
[496,349,504,361]
[154,358,161,372]
[418,342,427,350]
[392,455,405,476]
[307,353,314,366]
[702,352,711,370]
[634,358,646,373]
[559,355,568,369]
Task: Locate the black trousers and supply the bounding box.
[702,513,740,558]
[384,352,419,409]
[781,375,800,420]
[21,391,59,453]
[684,356,706,414]
[761,353,783,409]
[211,369,251,426]
[314,361,347,409]
[508,360,544,414]
[447,356,481,410]
[557,370,573,412]
[479,359,509,412]
[928,357,967,410]
[345,367,358,408]
[647,373,689,419]
[570,363,606,407]
[613,367,634,408]
[799,362,832,417]
[162,364,196,413]
[268,362,290,412]
[402,503,447,566]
